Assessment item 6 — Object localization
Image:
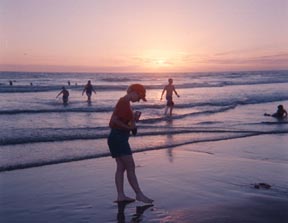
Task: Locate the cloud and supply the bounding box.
[178,49,288,68]
[204,53,288,65]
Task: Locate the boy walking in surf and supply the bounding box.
[160,78,180,116]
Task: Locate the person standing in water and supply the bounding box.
[160,78,180,116]
[82,80,96,102]
[56,86,69,105]
[107,84,153,203]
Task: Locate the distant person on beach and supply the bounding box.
[56,86,69,105]
[160,78,180,116]
[9,80,13,86]
[108,84,153,203]
[264,104,287,119]
[82,80,96,102]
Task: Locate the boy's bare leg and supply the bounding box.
[119,155,153,203]
[169,106,173,116]
[164,106,168,115]
[115,158,135,202]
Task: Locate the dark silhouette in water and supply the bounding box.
[82,80,96,103]
[264,104,287,119]
[160,78,180,116]
[56,86,69,105]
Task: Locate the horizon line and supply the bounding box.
[1,69,288,74]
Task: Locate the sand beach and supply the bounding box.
[1,134,287,223]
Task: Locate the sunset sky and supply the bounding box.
[0,0,287,72]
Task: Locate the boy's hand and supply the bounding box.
[131,128,137,136]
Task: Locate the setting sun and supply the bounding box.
[134,49,182,71]
[156,59,166,65]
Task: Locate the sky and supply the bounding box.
[0,0,287,73]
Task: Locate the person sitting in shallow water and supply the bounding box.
[264,104,287,119]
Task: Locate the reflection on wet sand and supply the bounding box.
[165,118,174,162]
[117,201,154,223]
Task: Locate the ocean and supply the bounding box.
[0,70,288,172]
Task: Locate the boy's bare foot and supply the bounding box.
[115,196,135,203]
[136,193,153,203]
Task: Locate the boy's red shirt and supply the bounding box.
[109,97,133,129]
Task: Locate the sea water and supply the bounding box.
[0,71,288,171]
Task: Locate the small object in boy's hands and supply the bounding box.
[131,128,137,136]
[134,111,142,121]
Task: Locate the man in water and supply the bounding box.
[264,104,287,119]
[82,80,96,102]
[56,86,69,105]
[160,78,180,116]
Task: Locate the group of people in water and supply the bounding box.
[56,80,96,105]
[56,78,181,117]
[56,78,287,120]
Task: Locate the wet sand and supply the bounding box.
[1,134,287,222]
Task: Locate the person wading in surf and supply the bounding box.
[160,78,180,116]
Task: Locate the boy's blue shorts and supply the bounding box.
[108,128,132,158]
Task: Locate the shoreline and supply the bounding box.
[2,131,286,173]
[1,134,287,222]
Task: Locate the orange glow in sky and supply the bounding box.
[0,0,287,72]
